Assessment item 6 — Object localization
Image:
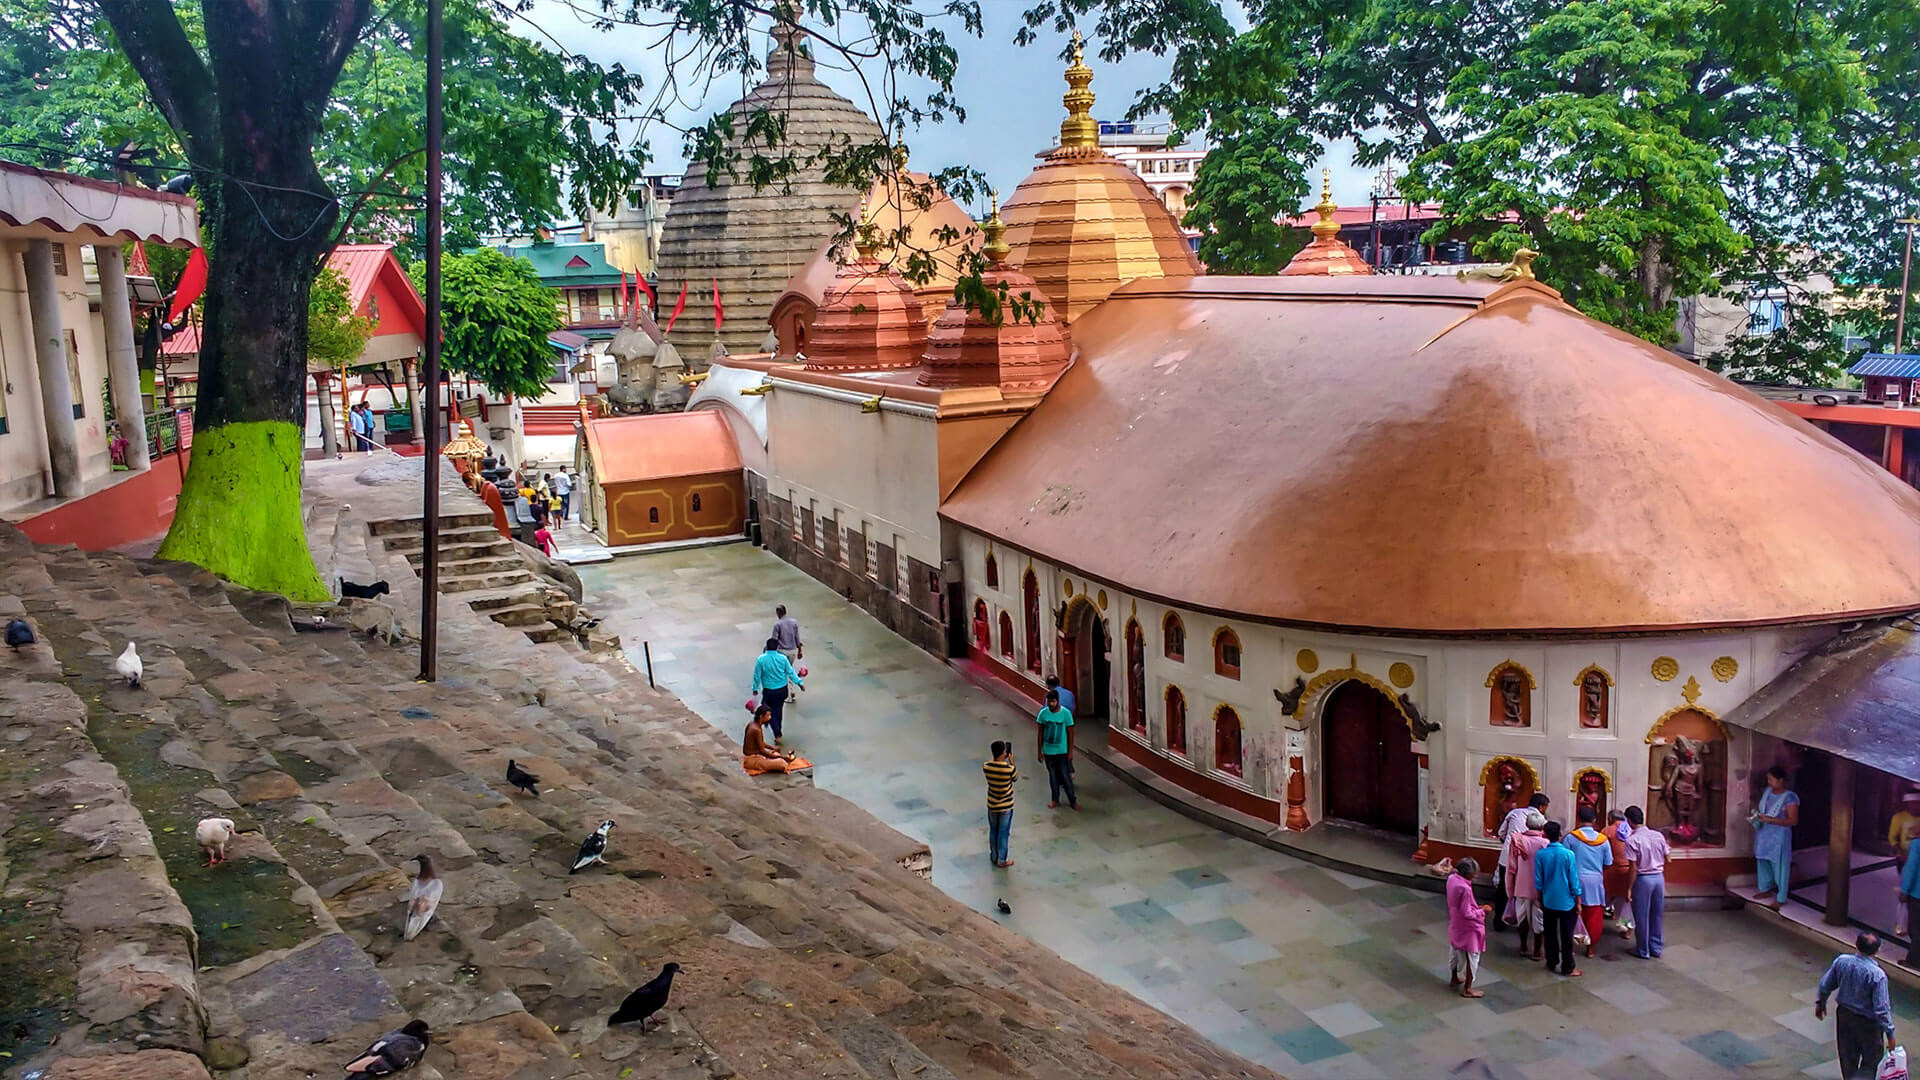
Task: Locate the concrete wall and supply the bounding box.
[601,470,744,545]
[957,526,1834,881]
[0,233,115,510]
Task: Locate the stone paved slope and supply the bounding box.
[0,460,1278,1080]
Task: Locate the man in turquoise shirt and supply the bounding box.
[1036,689,1077,810]
[1533,821,1583,977]
[750,637,803,741]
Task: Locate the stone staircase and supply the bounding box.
[0,511,1277,1080]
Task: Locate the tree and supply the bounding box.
[419,249,561,401]
[307,266,375,458]
[1183,108,1314,273]
[1043,0,1913,349]
[81,0,977,599]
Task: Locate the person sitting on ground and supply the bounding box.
[741,706,811,775]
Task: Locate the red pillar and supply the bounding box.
[1886,425,1905,479]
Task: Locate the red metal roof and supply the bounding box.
[583,410,742,485]
[327,243,427,335]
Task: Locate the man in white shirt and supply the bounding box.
[1496,792,1551,931]
[550,469,572,522]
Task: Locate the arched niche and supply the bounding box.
[1646,707,1728,847]
[1574,664,1613,729]
[1572,766,1613,822]
[1485,661,1535,728]
[1478,755,1540,837]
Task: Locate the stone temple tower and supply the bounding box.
[652,23,884,359]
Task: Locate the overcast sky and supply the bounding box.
[521,1,1379,217]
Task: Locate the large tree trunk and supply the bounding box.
[155,179,337,601]
[103,0,369,603]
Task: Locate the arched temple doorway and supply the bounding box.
[1059,600,1111,725]
[1322,680,1419,833]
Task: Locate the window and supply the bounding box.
[1125,620,1147,734]
[1213,628,1241,679]
[999,612,1015,659]
[985,553,999,588]
[690,493,702,512]
[1214,706,1243,776]
[1165,686,1187,754]
[1163,612,1185,661]
[1022,570,1042,674]
[647,506,659,524]
[51,243,69,276]
[972,600,991,650]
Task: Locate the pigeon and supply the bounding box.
[402,854,442,941]
[340,578,391,600]
[506,759,540,798]
[196,817,237,866]
[996,898,1012,915]
[571,819,614,874]
[343,1018,430,1077]
[114,642,142,687]
[608,962,681,1029]
[4,618,32,650]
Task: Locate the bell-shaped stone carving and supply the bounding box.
[650,341,690,411]
[603,307,662,415]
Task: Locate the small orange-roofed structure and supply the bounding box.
[918,197,1070,392]
[802,212,929,374]
[1278,170,1374,277]
[579,410,744,546]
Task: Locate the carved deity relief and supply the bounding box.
[1480,757,1537,836]
[1579,671,1610,728]
[1575,769,1609,821]
[1647,720,1728,847]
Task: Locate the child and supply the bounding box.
[1447,856,1491,997]
[984,740,1017,868]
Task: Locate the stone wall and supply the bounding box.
[756,478,945,655]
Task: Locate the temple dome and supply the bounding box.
[918,205,1070,392]
[999,35,1201,325]
[1279,170,1374,277]
[804,224,929,373]
[941,273,1920,634]
[653,30,884,354]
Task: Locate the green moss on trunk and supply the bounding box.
[156,421,328,601]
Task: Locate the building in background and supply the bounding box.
[578,409,744,546]
[1095,119,1204,246]
[584,175,678,278]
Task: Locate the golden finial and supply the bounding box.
[981,191,1010,264]
[1310,168,1340,241]
[853,195,880,259]
[1058,30,1098,150]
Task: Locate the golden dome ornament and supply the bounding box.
[441,419,487,462]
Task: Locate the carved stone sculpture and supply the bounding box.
[604,313,661,416]
[1498,670,1526,726]
[1658,735,1706,845]
[1576,771,1608,821]
[1275,677,1308,716]
[1399,693,1441,740]
[1580,671,1608,728]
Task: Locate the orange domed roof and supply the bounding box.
[942,274,1920,635]
[1279,170,1373,277]
[999,35,1200,325]
[803,223,927,374]
[919,204,1070,392]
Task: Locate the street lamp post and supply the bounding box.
[419,0,443,681]
[1896,217,1918,354]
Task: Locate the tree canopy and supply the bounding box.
[417,248,562,401]
[1038,0,1919,360]
[307,266,375,374]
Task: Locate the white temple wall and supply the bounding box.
[765,385,942,571]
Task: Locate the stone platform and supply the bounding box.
[0,457,1274,1080]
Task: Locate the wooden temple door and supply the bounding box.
[1323,681,1420,833]
[1059,632,1079,702]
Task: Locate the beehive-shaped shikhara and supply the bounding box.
[653,26,884,355]
[804,216,929,373]
[998,33,1201,325]
[918,202,1070,392]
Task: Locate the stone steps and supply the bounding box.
[379,523,506,553]
[366,511,497,537]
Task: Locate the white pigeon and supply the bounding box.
[195,817,237,866]
[114,642,142,687]
[402,854,443,941]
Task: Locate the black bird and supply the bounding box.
[996,898,1012,915]
[340,578,391,600]
[571,819,614,874]
[5,618,32,650]
[506,759,540,798]
[343,1018,430,1077]
[609,963,681,1029]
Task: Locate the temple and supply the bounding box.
[634,33,1920,915]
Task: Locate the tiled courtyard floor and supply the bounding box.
[580,543,1920,1079]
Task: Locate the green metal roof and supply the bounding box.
[496,241,624,288]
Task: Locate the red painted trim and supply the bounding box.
[1107,731,1283,822]
[18,451,191,550]
[1774,400,1920,429]
[967,644,1047,705]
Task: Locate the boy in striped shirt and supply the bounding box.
[984,741,1018,868]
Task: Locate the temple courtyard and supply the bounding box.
[582,541,1920,1080]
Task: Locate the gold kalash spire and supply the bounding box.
[982,190,1011,264]
[1310,168,1341,240]
[1057,31,1099,151]
[1278,168,1374,276]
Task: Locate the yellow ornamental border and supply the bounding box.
[1570,766,1614,794]
[1645,702,1730,744]
[1571,663,1614,688]
[1299,663,1424,741]
[1484,660,1538,690]
[1477,754,1541,789]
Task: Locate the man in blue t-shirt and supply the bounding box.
[1045,674,1075,717]
[1036,689,1077,810]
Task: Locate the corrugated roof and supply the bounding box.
[583,410,742,485]
[1850,353,1920,379]
[499,241,624,286]
[549,330,590,351]
[1723,620,1920,784]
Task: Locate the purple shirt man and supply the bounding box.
[1622,806,1671,958]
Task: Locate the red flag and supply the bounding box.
[167,247,208,324]
[636,273,655,307]
[711,277,724,330]
[665,282,688,333]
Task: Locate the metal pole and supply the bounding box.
[1895,218,1918,354]
[642,641,654,688]
[419,0,443,681]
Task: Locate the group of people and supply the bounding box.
[742,605,810,775]
[979,674,1082,870]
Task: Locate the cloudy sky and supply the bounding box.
[521,1,1379,216]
